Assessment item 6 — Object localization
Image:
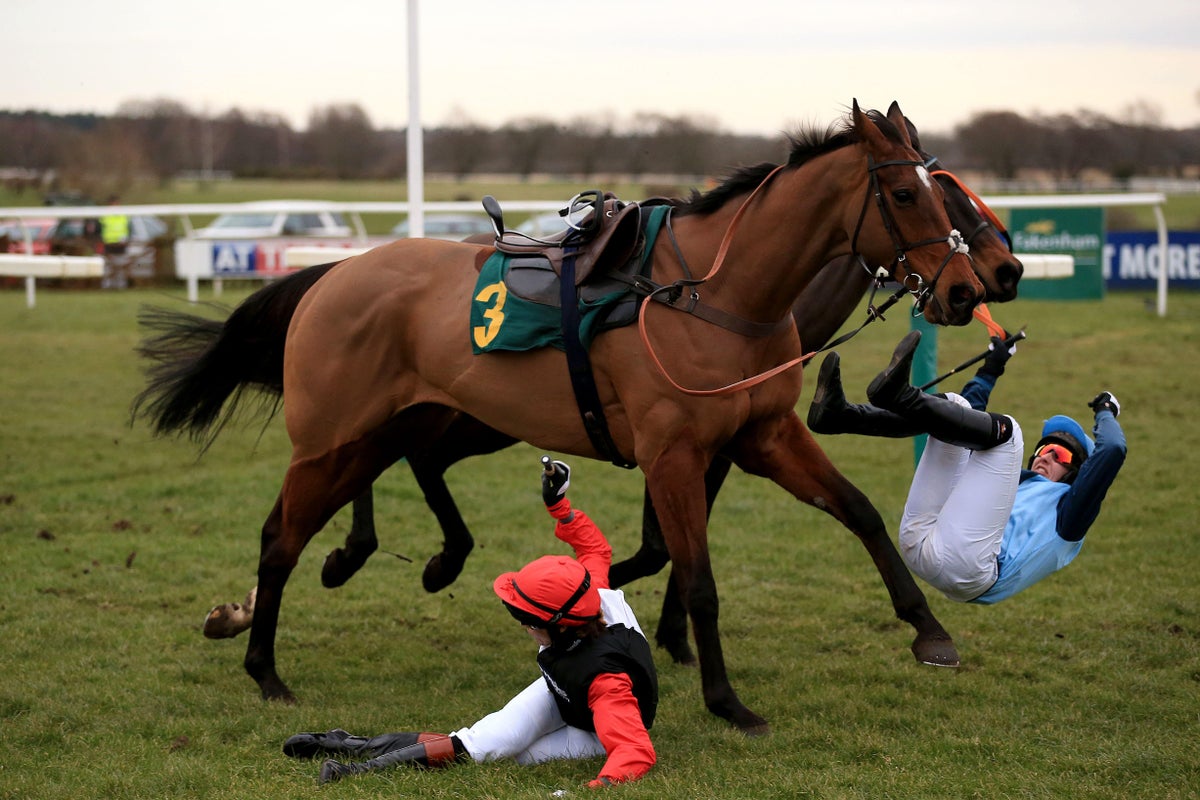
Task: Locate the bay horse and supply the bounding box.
[188,116,1020,664]
[135,101,984,734]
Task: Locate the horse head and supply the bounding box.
[848,100,984,325]
[899,116,1024,303]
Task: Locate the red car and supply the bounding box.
[1,217,56,255]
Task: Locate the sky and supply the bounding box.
[6,0,1200,136]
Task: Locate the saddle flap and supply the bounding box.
[505,257,560,306]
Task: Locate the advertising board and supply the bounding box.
[174,238,379,279]
[1104,231,1200,290]
[1009,207,1105,300]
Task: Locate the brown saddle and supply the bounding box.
[479,191,645,287]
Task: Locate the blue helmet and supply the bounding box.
[1029,414,1093,475]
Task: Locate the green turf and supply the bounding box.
[1,285,1197,799]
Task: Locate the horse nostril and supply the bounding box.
[949,282,982,314]
[1002,261,1023,289]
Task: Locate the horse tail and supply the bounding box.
[131,262,338,450]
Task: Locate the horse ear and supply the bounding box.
[852,100,884,148]
[886,102,914,148]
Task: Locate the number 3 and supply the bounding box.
[473,281,508,348]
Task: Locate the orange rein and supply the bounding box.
[929,169,1009,242]
[972,302,1007,339]
[635,164,820,398]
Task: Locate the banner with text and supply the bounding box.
[1011,206,1105,300]
[1104,231,1200,290]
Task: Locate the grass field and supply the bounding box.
[1,284,1198,799]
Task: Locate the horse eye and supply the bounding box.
[892,188,916,206]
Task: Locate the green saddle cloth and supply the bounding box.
[470,205,667,355]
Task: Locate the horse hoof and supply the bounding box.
[739,720,771,738]
[321,549,354,588]
[658,641,697,667]
[422,553,464,593]
[202,588,256,639]
[912,632,960,668]
[261,684,298,704]
[731,712,770,737]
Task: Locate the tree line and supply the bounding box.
[2,98,1198,201]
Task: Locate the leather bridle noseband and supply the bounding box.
[849,154,971,316]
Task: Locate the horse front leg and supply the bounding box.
[407,452,475,593]
[320,488,379,588]
[611,458,733,667]
[644,444,769,735]
[654,569,696,666]
[403,411,519,593]
[728,413,958,668]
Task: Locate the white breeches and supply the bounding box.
[898,393,1024,602]
[452,678,606,766]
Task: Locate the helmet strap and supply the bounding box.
[511,569,596,625]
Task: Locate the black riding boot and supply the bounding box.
[283,729,429,760]
[319,734,466,784]
[807,352,921,437]
[866,331,1013,451]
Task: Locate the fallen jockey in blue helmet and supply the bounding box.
[807,329,1127,604]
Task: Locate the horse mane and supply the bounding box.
[676,108,905,217]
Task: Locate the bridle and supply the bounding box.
[637,147,968,397]
[849,154,971,316]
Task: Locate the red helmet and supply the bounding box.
[493,555,601,627]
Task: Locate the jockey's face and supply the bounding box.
[1031,448,1071,482]
[524,625,552,648]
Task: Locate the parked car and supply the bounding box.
[1,217,56,254]
[194,202,352,239]
[391,212,494,241]
[515,211,570,238]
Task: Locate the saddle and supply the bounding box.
[483,190,646,287]
[475,191,671,470]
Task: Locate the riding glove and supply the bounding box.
[1088,391,1121,417]
[977,335,1016,379]
[542,459,571,506]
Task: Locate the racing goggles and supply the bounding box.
[1034,443,1074,466]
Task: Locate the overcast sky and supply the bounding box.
[7,0,1199,135]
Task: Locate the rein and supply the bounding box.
[929,167,1012,251]
[635,150,964,398]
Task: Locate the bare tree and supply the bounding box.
[116,98,196,186]
[955,111,1044,180]
[303,103,379,179]
[500,116,561,181]
[428,106,490,181]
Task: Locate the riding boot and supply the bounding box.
[283,729,430,760]
[807,352,921,438]
[319,734,466,784]
[866,331,1013,451]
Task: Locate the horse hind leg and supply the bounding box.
[728,413,959,668]
[246,432,399,702]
